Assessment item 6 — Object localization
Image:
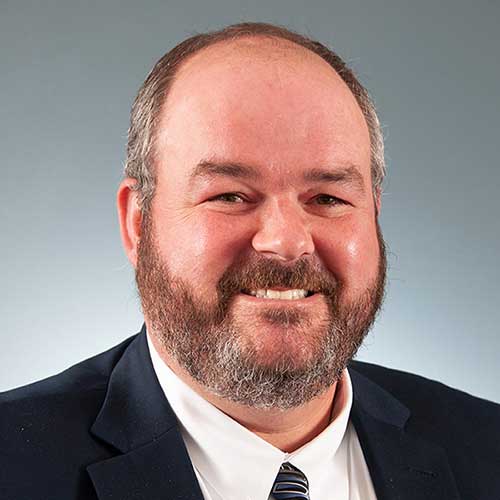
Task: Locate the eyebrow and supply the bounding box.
[302,166,366,193]
[190,160,366,193]
[190,161,261,182]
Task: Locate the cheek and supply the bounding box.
[315,217,380,292]
[155,212,250,294]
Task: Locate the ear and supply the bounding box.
[374,188,382,217]
[117,178,143,268]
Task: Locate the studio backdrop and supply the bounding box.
[1,0,499,402]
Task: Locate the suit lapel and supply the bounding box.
[86,327,204,500]
[349,367,462,500]
[86,328,463,499]
[87,428,203,500]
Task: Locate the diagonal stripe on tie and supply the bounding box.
[268,462,310,500]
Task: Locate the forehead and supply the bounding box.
[156,37,371,184]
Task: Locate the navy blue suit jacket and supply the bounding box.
[1,326,499,499]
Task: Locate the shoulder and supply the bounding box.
[349,361,500,497]
[1,334,135,416]
[349,359,500,415]
[348,359,500,454]
[0,334,137,497]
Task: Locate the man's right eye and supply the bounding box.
[209,193,245,203]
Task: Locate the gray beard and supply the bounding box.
[136,214,386,410]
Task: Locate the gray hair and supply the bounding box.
[125,22,385,212]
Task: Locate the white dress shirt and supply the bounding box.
[147,333,377,500]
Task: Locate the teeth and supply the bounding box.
[248,289,309,300]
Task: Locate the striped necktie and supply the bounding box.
[268,462,310,499]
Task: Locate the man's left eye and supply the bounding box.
[314,194,346,206]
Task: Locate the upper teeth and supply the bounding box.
[248,289,309,300]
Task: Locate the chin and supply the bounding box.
[234,320,325,368]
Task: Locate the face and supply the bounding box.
[135,39,386,409]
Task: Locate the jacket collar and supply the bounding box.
[90,325,176,453]
[87,329,460,500]
[348,366,461,500]
[87,327,204,500]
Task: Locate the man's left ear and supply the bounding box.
[374,188,382,217]
[117,178,143,268]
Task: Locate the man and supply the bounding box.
[1,22,498,500]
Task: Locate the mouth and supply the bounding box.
[240,288,316,300]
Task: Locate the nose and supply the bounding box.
[252,198,315,261]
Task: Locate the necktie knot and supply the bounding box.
[268,462,310,499]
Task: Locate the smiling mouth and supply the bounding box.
[240,289,315,300]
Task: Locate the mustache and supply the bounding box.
[217,256,338,298]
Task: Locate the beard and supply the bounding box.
[136,213,387,410]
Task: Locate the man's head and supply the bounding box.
[118,23,387,410]
[124,23,385,212]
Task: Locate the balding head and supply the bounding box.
[124,23,385,212]
[157,36,371,187]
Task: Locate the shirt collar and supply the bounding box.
[147,332,353,500]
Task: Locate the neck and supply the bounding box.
[150,334,340,452]
[209,384,338,452]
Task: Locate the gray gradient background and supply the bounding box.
[1,0,499,401]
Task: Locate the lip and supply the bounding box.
[251,287,304,291]
[236,291,324,307]
[241,288,314,297]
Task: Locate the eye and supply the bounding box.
[208,192,246,203]
[313,194,348,206]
